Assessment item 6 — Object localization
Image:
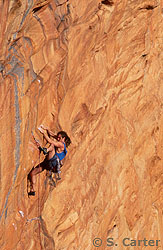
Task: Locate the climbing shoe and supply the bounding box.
[28,191,36,196]
[49,178,56,187]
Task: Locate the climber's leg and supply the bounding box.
[28,160,47,193]
[56,172,61,180]
[56,161,61,180]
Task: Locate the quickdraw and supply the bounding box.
[31,131,40,145]
[31,131,48,155]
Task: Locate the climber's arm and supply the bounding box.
[46,144,54,153]
[47,130,56,137]
[40,125,57,139]
[41,130,54,144]
[39,128,63,149]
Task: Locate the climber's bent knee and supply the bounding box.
[31,159,48,176]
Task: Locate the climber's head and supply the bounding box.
[57,131,71,147]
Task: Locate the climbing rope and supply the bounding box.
[28,132,43,248]
[37,149,42,249]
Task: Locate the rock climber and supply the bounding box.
[28,125,71,196]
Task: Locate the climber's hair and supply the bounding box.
[57,131,71,147]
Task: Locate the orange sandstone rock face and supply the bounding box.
[0,0,162,249]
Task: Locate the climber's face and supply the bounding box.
[57,134,65,143]
[57,134,61,141]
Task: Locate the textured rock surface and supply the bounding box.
[0,0,162,249]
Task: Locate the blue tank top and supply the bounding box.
[55,143,67,161]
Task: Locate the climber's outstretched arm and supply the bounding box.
[40,125,57,138]
[39,128,63,148]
